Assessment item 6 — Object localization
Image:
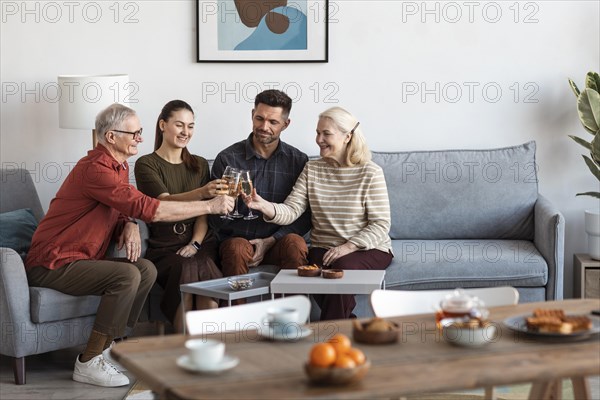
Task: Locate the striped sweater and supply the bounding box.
[270,159,392,253]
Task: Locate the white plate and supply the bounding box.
[259,326,313,342]
[176,354,239,373]
[503,314,600,341]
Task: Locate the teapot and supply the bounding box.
[435,289,489,327]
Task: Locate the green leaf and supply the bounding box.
[576,192,600,199]
[569,78,580,97]
[578,88,600,134]
[585,71,600,92]
[582,154,600,182]
[592,134,600,164]
[586,88,600,131]
[569,135,592,151]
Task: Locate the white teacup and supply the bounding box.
[263,307,300,335]
[185,339,225,368]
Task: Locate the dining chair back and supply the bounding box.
[370,286,519,318]
[186,295,311,335]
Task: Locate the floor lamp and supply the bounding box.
[58,74,129,149]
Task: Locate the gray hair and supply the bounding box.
[318,107,371,166]
[95,103,137,144]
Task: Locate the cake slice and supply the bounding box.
[533,309,565,319]
[526,310,592,334]
[562,315,593,331]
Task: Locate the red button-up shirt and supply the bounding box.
[25,145,160,270]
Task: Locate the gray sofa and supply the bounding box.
[350,141,564,315]
[0,141,564,383]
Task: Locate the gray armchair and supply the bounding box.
[0,168,166,385]
[0,168,101,384]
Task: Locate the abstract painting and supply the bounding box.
[197,0,328,62]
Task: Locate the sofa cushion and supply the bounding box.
[372,141,538,240]
[384,239,547,289]
[0,208,38,260]
[30,287,100,323]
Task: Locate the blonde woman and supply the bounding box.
[245,107,393,320]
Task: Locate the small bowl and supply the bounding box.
[304,359,371,385]
[322,269,344,279]
[441,319,497,347]
[227,277,255,291]
[298,265,322,277]
[352,319,400,344]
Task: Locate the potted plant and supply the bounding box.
[569,71,600,259]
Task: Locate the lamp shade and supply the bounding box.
[58,74,129,129]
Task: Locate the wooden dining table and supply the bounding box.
[112,298,600,400]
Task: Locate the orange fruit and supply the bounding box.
[327,333,351,355]
[346,348,366,365]
[309,343,336,367]
[334,354,357,369]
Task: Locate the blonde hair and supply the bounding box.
[318,107,371,166]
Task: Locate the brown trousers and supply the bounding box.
[27,258,157,338]
[219,233,308,276]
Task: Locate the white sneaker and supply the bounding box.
[73,354,130,387]
[102,341,127,372]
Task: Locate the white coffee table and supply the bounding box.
[270,270,386,298]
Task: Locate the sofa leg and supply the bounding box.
[13,357,25,385]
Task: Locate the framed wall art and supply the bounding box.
[196,0,329,62]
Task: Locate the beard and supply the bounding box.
[253,129,279,145]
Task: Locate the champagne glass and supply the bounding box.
[230,173,244,219]
[240,170,258,220]
[219,166,239,220]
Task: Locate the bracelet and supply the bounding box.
[191,241,202,251]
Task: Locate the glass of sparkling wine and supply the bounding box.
[240,170,258,220]
[230,172,244,219]
[219,166,239,219]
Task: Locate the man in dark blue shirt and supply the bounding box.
[210,90,311,277]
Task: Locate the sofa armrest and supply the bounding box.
[534,195,565,300]
[0,247,36,357]
[105,219,149,258]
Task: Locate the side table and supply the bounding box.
[270,270,385,296]
[270,270,385,321]
[179,272,276,334]
[574,253,600,299]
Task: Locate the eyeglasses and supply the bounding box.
[112,128,143,140]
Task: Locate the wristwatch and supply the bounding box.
[191,241,202,251]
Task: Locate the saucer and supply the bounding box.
[176,354,239,373]
[259,326,313,341]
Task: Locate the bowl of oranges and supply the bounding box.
[304,333,370,385]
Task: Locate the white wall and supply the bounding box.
[1,0,599,297]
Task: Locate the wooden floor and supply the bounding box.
[0,322,164,400]
[1,322,599,400]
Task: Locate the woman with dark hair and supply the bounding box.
[135,100,223,332]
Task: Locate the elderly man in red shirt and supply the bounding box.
[25,103,234,388]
